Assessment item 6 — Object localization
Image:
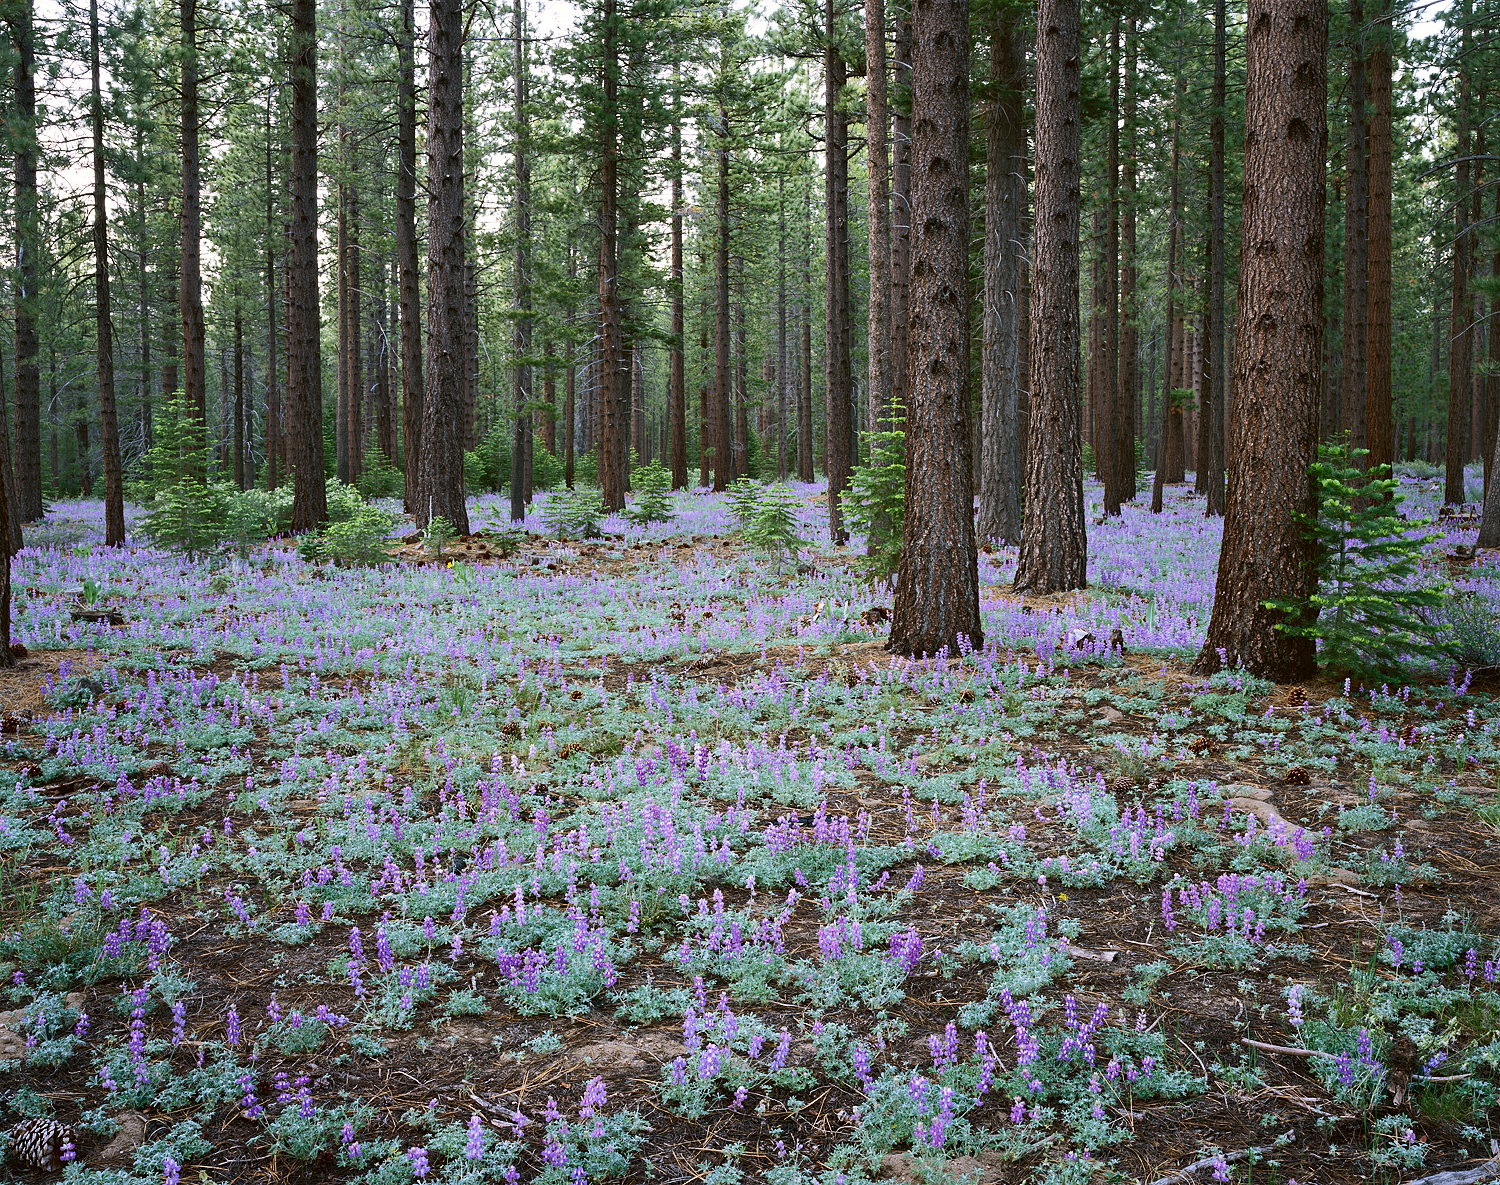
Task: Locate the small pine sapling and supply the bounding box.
[744,484,802,560]
[626,461,675,525]
[847,401,905,583]
[1268,439,1446,678]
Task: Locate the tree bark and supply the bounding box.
[10,0,40,525]
[596,0,627,511]
[264,93,282,491]
[418,0,471,532]
[89,0,125,544]
[670,74,688,489]
[1192,0,1327,680]
[866,0,892,437]
[777,175,788,481]
[1151,65,1183,514]
[1205,0,1227,515]
[512,0,532,522]
[233,305,245,488]
[1120,18,1138,503]
[1340,0,1368,460]
[978,4,1024,543]
[398,0,423,512]
[1445,13,1472,507]
[1364,0,1393,482]
[1102,19,1123,515]
[287,0,327,531]
[890,0,982,658]
[824,0,853,542]
[890,16,913,425]
[1014,0,1085,593]
[181,0,206,463]
[714,84,734,491]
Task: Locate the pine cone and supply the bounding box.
[8,1117,75,1169]
[1109,775,1137,796]
[1284,765,1311,786]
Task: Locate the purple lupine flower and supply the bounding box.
[1286,985,1304,1028]
[162,1156,180,1185]
[465,1113,485,1160]
[579,1076,607,1118]
[408,1146,430,1178]
[171,1000,187,1045]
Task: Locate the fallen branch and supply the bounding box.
[1400,1154,1500,1185]
[1145,1133,1296,1185]
[1240,1039,1472,1083]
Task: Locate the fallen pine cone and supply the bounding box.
[1110,776,1138,795]
[1284,765,1311,786]
[8,1117,76,1169]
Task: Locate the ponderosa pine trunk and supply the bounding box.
[1014,0,1086,593]
[800,179,814,483]
[264,95,282,491]
[978,3,1024,543]
[418,0,470,533]
[824,0,853,543]
[1120,18,1139,503]
[890,17,912,425]
[890,0,982,658]
[233,305,245,489]
[1151,66,1183,514]
[1341,0,1369,460]
[866,0,892,435]
[90,0,125,545]
[9,0,39,526]
[669,77,688,489]
[1445,14,1472,507]
[181,0,206,461]
[398,0,423,512]
[511,0,532,523]
[714,86,733,491]
[1102,19,1123,515]
[596,0,627,511]
[1364,0,1394,482]
[1205,0,1227,515]
[1192,0,1326,680]
[287,0,327,531]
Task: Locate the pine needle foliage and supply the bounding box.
[1268,439,1446,678]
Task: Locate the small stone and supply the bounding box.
[1229,797,1282,826]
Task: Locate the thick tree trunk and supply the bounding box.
[824,0,853,543]
[264,97,282,491]
[1014,0,1086,593]
[1445,21,1472,507]
[777,177,788,481]
[1193,0,1327,680]
[234,306,245,489]
[1120,19,1138,503]
[512,0,532,523]
[1102,20,1123,514]
[181,0,206,461]
[287,0,327,531]
[714,94,733,491]
[800,179,814,483]
[1205,0,1227,515]
[978,6,1024,543]
[1340,0,1368,460]
[1151,68,1183,514]
[90,0,125,544]
[734,270,749,477]
[10,0,40,525]
[890,17,912,424]
[890,0,982,658]
[347,186,363,484]
[596,0,627,511]
[866,0,892,436]
[1364,0,1394,481]
[670,80,688,489]
[398,0,423,511]
[418,0,471,533]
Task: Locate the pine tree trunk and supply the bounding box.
[890,17,912,425]
[511,0,532,523]
[1103,20,1123,515]
[1340,0,1368,460]
[9,0,39,526]
[418,0,471,533]
[398,0,423,512]
[287,0,328,531]
[1193,0,1326,680]
[714,94,733,491]
[865,0,892,436]
[890,0,982,658]
[1151,67,1182,514]
[978,6,1024,543]
[670,77,688,490]
[347,185,363,485]
[233,305,245,489]
[824,0,853,543]
[264,97,282,491]
[1445,13,1472,507]
[777,176,788,481]
[1014,0,1086,593]
[1364,0,1395,481]
[1120,19,1139,503]
[734,270,749,477]
[181,0,206,462]
[801,179,814,483]
[596,0,627,511]
[1206,0,1227,515]
[90,0,125,544]
[542,341,556,454]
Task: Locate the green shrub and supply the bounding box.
[325,478,365,524]
[728,477,763,530]
[575,446,599,487]
[356,450,403,499]
[541,488,606,539]
[533,445,564,491]
[317,506,397,566]
[626,461,674,525]
[744,484,803,559]
[1428,591,1500,668]
[1268,438,1446,678]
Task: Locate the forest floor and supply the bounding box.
[0,477,1497,1185]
